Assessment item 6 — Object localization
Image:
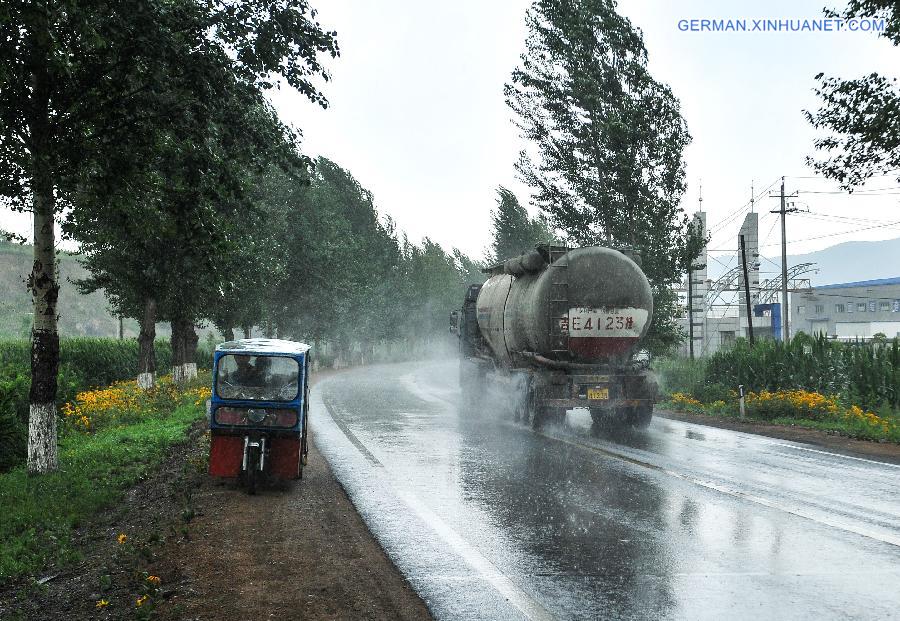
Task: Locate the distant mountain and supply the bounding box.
[0,240,122,338]
[705,237,900,288]
[783,238,900,288]
[0,241,218,340]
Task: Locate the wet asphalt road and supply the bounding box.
[311,361,900,620]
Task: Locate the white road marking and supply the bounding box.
[768,442,900,468]
[395,489,557,621]
[320,381,556,621]
[536,429,900,549]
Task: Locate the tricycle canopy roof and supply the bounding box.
[215,338,311,355]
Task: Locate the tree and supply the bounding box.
[0,0,337,472]
[489,186,556,263]
[268,158,393,347]
[0,0,169,473]
[505,0,694,354]
[805,1,900,189]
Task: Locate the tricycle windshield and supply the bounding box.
[216,354,299,402]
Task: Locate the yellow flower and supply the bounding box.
[670,392,701,407]
[117,533,127,544]
[136,594,149,607]
[96,599,109,608]
[146,575,161,586]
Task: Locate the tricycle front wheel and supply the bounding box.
[245,443,260,495]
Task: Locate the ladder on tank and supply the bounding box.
[547,245,570,357]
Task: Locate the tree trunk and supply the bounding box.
[243,325,252,339]
[137,298,157,389]
[182,320,198,381]
[171,318,185,385]
[171,318,198,385]
[27,148,60,474]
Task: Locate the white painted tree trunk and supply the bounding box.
[26,132,60,474]
[171,363,197,384]
[27,403,58,473]
[137,297,157,389]
[137,372,155,390]
[183,362,197,381]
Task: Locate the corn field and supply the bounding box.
[661,334,900,412]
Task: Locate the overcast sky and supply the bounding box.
[268,0,900,266]
[3,0,899,270]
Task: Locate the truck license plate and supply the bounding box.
[587,387,609,400]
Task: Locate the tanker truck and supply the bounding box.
[451,244,657,429]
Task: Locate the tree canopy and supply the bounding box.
[805,1,900,189]
[0,0,338,471]
[505,0,699,354]
[489,187,555,263]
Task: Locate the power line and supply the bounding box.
[802,211,898,224]
[795,213,900,233]
[796,189,900,195]
[758,219,900,247]
[705,178,780,239]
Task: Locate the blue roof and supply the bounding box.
[817,276,900,290]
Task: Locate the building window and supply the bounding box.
[869,300,877,312]
[857,302,867,312]
[835,303,845,313]
[815,304,824,314]
[847,302,854,314]
[797,305,805,315]
[880,301,891,312]
[894,300,900,313]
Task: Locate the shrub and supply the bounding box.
[691,382,733,404]
[652,357,707,397]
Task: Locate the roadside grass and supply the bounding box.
[0,377,209,586]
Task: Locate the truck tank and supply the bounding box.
[455,245,657,431]
[475,246,653,367]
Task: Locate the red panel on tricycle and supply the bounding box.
[269,437,301,480]
[209,435,243,477]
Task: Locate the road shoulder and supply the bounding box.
[155,368,432,620]
[0,369,432,621]
[657,409,900,465]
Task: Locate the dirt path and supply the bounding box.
[155,371,431,620]
[156,442,430,620]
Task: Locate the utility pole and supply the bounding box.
[688,264,694,359]
[687,183,704,359]
[740,234,754,346]
[770,177,798,342]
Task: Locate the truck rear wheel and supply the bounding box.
[532,406,564,430]
[590,408,631,432]
[460,361,484,411]
[516,379,537,425]
[628,405,653,429]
